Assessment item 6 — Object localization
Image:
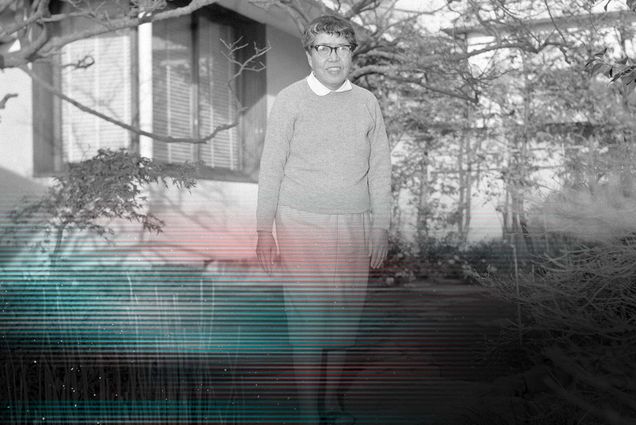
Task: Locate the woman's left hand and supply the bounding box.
[369,228,388,269]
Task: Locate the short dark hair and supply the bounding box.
[302,15,357,51]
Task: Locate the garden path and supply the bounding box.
[214,276,519,424]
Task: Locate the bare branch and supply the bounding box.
[417,40,545,67]
[350,64,479,103]
[2,0,222,68]
[0,93,18,109]
[220,37,270,78]
[0,9,45,41]
[545,347,636,413]
[543,372,634,425]
[542,0,569,46]
[343,0,382,19]
[40,11,95,23]
[0,0,15,15]
[380,11,425,34]
[60,54,95,69]
[363,50,407,62]
[19,19,270,147]
[21,65,237,145]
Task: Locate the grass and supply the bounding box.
[0,263,295,424]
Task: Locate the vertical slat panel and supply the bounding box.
[235,19,267,180]
[198,21,215,166]
[60,32,131,163]
[214,24,238,170]
[32,61,56,175]
[199,21,238,170]
[152,17,194,163]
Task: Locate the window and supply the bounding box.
[32,1,135,174]
[152,15,239,169]
[59,31,133,163]
[33,4,266,182]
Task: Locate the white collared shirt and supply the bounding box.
[306,72,352,96]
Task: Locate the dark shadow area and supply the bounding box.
[1,262,524,425]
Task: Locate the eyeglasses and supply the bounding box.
[310,44,356,57]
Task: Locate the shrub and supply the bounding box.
[4,149,196,267]
[474,238,636,425]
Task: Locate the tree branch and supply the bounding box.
[0,8,46,41]
[17,34,268,145]
[0,93,18,109]
[343,0,382,19]
[351,64,479,103]
[3,0,223,68]
[21,65,235,145]
[221,38,270,79]
[0,0,15,16]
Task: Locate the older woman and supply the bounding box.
[256,14,391,425]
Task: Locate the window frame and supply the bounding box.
[32,23,138,177]
[32,3,266,184]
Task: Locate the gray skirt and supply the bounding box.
[275,205,370,350]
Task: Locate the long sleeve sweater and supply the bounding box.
[256,79,391,232]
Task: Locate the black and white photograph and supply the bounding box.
[1,0,635,424]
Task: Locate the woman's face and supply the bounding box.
[306,32,353,91]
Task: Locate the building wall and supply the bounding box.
[0,68,51,268]
[0,68,34,179]
[265,26,309,107]
[0,14,311,269]
[120,23,310,266]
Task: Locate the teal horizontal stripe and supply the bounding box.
[2,402,425,424]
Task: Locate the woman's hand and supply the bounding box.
[256,231,278,274]
[369,228,388,269]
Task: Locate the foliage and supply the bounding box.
[458,239,519,277]
[371,231,418,286]
[6,0,635,245]
[5,149,196,264]
[420,237,532,283]
[476,239,636,425]
[474,180,636,425]
[534,177,636,243]
[0,264,252,424]
[375,234,527,285]
[586,49,636,88]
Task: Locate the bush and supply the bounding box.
[460,239,519,278]
[474,238,636,425]
[370,232,418,285]
[374,235,533,285]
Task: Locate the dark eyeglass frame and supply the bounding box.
[310,44,357,56]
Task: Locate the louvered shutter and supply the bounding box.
[60,31,131,162]
[152,17,195,163]
[198,21,239,170]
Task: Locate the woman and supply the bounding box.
[256,14,391,425]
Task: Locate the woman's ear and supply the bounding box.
[306,50,313,70]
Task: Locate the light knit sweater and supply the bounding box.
[256,78,391,232]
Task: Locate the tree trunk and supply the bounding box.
[50,223,66,269]
[416,152,430,245]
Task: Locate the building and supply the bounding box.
[0,0,320,270]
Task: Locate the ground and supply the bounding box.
[192,275,520,424]
[1,270,522,424]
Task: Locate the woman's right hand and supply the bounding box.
[256,231,277,275]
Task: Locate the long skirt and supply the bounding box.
[275,205,370,350]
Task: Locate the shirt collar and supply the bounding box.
[306,72,352,96]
